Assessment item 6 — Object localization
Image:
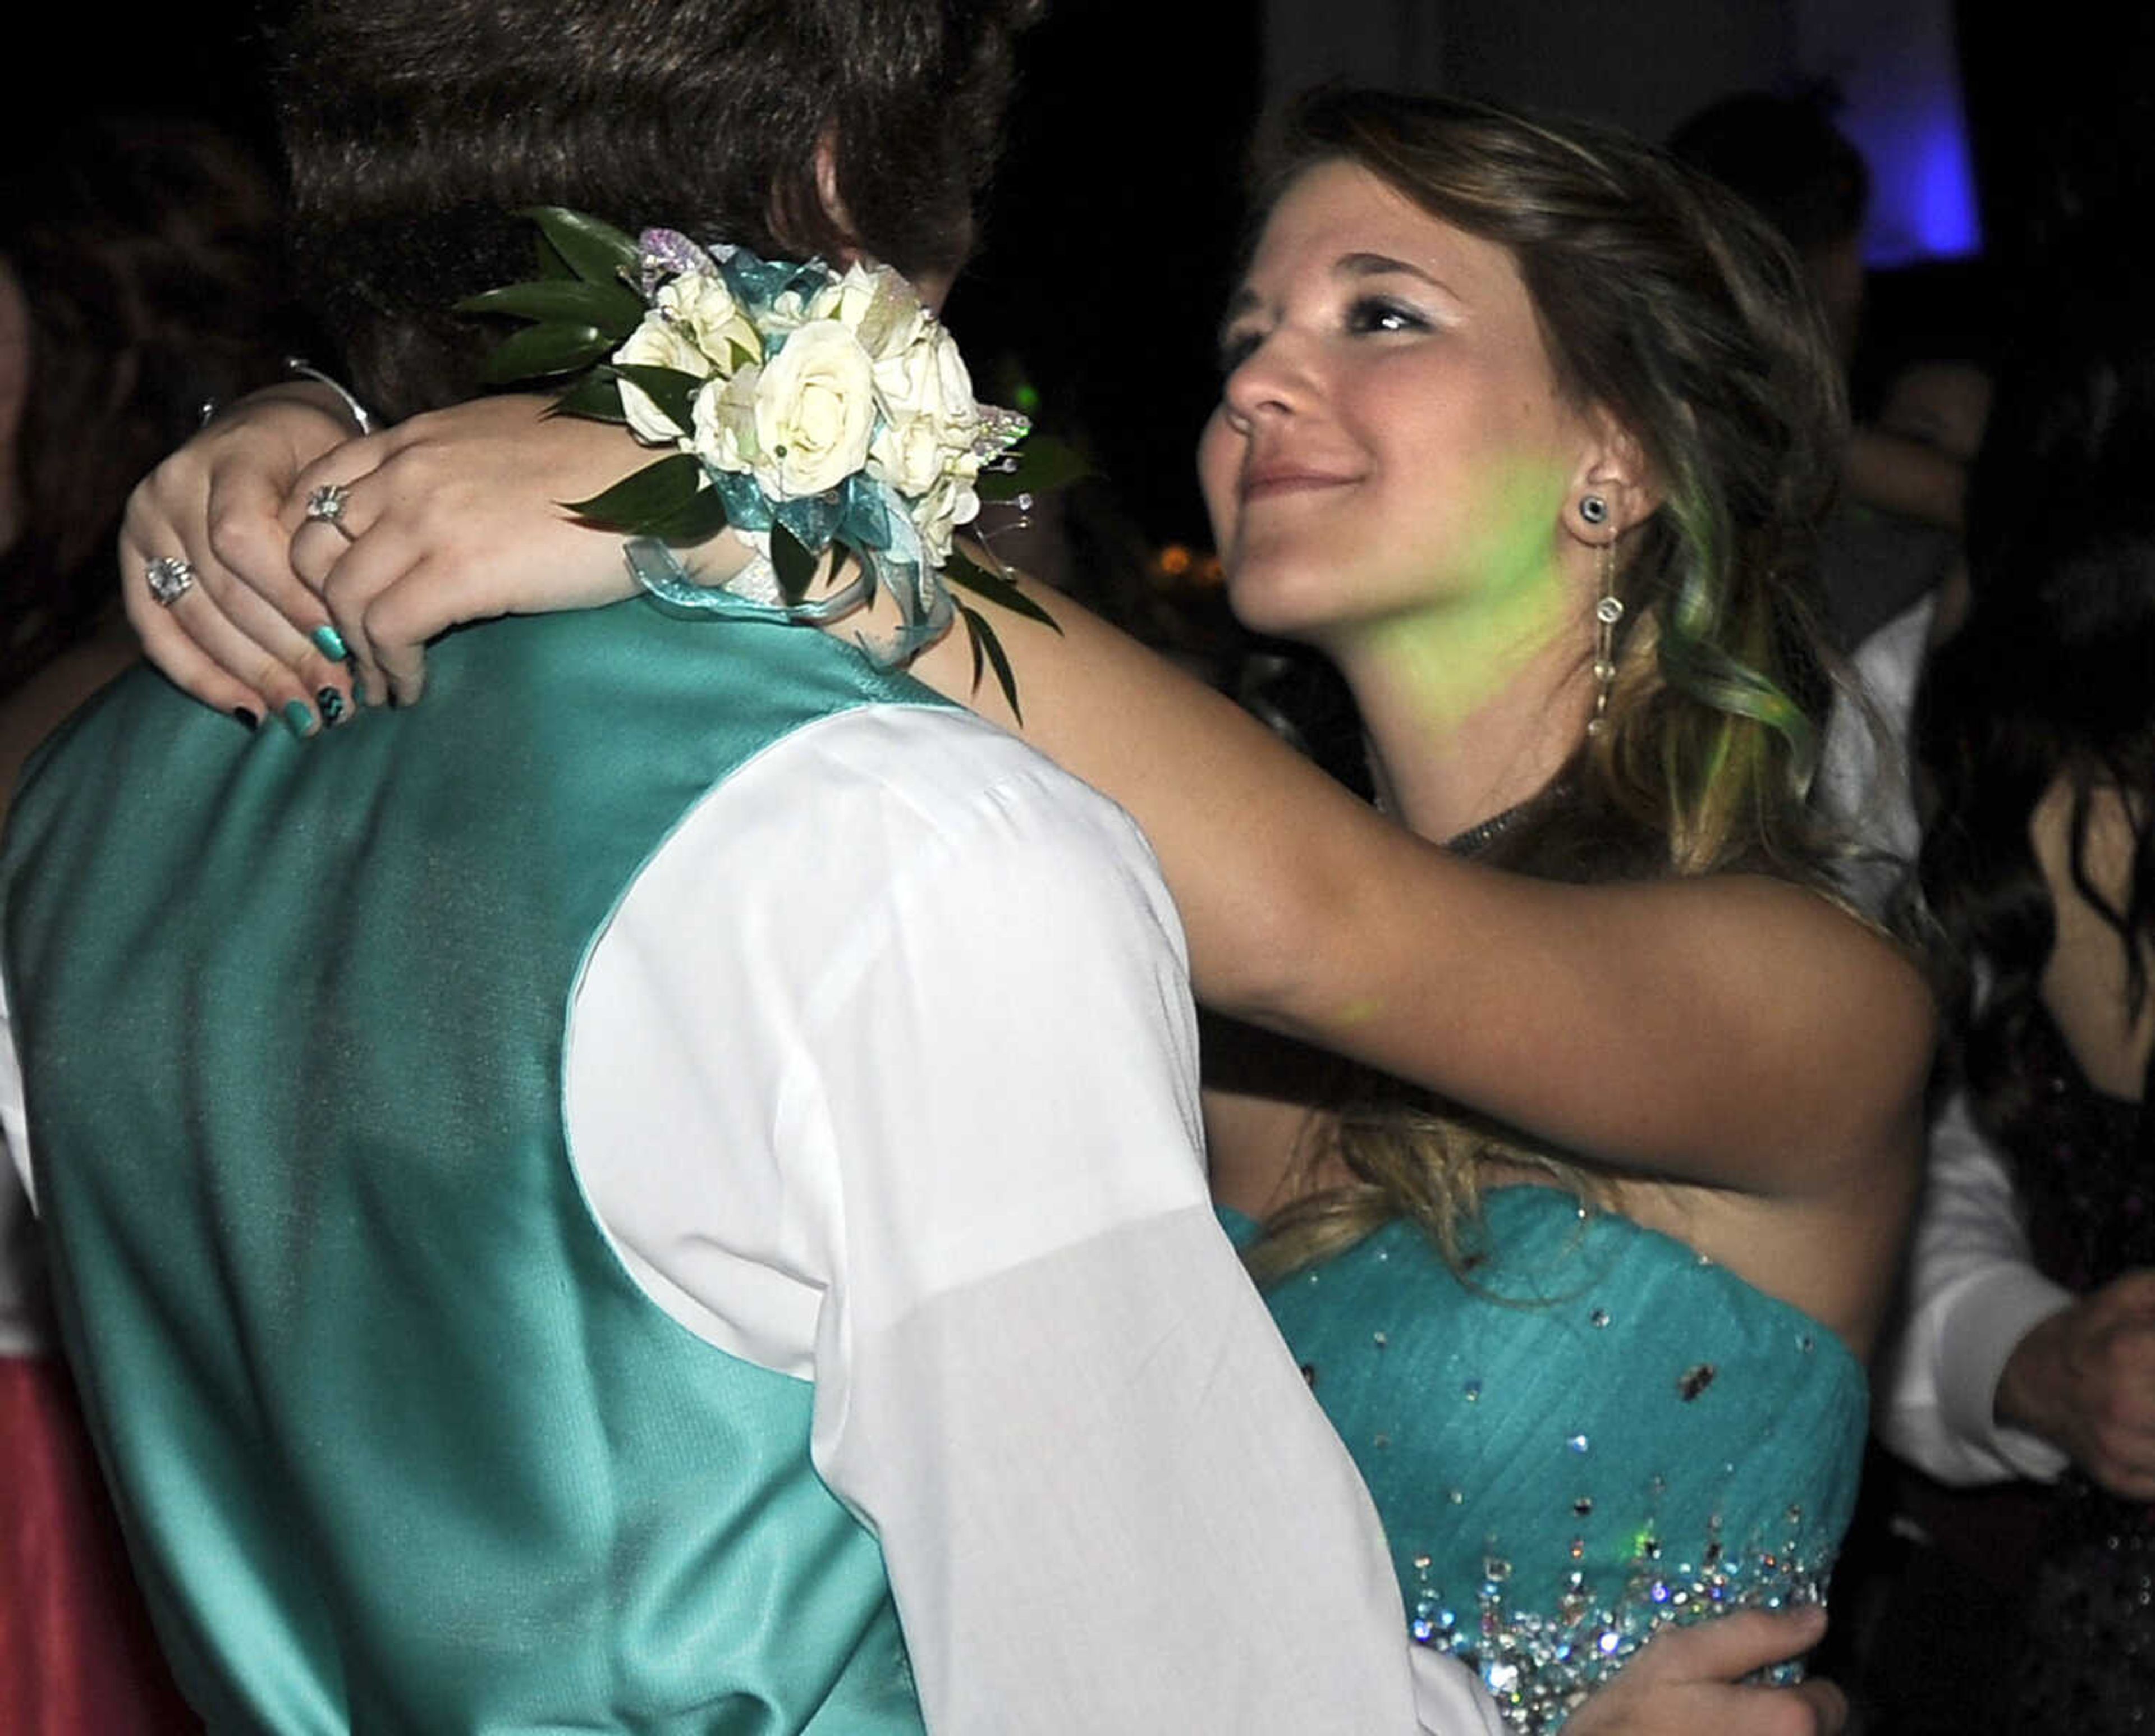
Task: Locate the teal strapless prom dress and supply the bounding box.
[1229,1188,1867,1733]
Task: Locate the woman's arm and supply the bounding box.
[889,574,1934,1202]
[1842,425,1968,532]
[134,402,1932,1201]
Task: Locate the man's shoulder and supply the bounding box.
[762,702,1153,864]
[649,698,1182,974]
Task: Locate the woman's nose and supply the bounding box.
[1219,328,1317,429]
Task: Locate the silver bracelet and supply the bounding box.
[285,359,377,436]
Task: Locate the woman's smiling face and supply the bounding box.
[1199,158,1604,656]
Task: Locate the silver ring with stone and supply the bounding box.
[145,556,199,608]
[305,482,357,542]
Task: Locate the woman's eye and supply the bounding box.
[1348,297,1428,336]
[1217,328,1263,374]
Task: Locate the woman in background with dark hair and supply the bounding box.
[123,90,1925,1728]
[1886,242,2155,1730]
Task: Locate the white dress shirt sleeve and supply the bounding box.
[568,706,1496,1734]
[1821,598,2074,1486]
[1874,1088,2072,1485]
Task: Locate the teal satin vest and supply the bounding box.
[1,603,945,1734]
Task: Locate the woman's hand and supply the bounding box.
[1565,1606,1845,1736]
[121,383,358,732]
[282,396,650,708]
[124,391,660,726]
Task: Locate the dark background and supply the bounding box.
[7,0,2151,547]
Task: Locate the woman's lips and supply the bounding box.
[1239,466,1357,502]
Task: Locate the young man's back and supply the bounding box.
[3,593,1485,1729]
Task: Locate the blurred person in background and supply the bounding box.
[1874,225,2155,1734]
[0,113,314,801]
[1671,89,1986,655]
[0,111,305,1735]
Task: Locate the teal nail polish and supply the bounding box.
[281,699,318,739]
[318,687,347,726]
[311,624,350,661]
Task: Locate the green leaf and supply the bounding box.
[456,277,646,338]
[947,551,1061,634]
[959,603,1024,723]
[645,481,732,545]
[561,452,707,529]
[517,206,641,288]
[479,320,613,384]
[534,230,576,280]
[549,372,629,424]
[608,363,705,435]
[978,436,1090,503]
[771,521,819,606]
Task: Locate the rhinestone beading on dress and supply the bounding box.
[1407,1499,1832,1732]
[1241,1189,1866,1736]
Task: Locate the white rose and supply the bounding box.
[868,412,946,498]
[654,271,763,372]
[612,310,710,444]
[910,467,981,567]
[690,368,762,476]
[809,263,929,364]
[753,320,877,497]
[873,322,980,457]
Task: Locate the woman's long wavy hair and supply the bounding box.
[1244,90,1853,1279]
[1915,243,2155,1172]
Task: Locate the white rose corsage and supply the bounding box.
[461,208,1076,713]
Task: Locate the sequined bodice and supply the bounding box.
[1237,1189,1867,1734]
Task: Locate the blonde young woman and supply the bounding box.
[122,91,1929,1727]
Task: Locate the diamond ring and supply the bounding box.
[145,556,199,608]
[305,482,357,542]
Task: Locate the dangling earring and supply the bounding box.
[1580,493,1621,739]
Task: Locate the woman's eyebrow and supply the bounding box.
[1336,251,1451,294]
